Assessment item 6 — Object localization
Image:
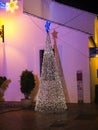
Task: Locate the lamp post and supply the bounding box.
[0,25,4,43]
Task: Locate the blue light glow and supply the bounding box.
[45,20,51,33]
[0,2,6,9]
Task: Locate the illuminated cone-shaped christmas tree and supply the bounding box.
[35,21,67,113]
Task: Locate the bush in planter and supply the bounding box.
[20,69,36,99]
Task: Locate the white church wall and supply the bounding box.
[0,0,90,102]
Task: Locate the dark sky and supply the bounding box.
[55,0,98,14]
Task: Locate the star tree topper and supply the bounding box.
[45,20,51,33]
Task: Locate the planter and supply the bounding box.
[21,99,32,109]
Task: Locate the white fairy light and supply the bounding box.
[35,32,67,113]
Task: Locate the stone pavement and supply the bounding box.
[0,103,98,130]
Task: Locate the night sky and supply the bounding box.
[55,0,98,14]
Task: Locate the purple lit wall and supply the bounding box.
[0,1,90,102]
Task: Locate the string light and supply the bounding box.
[6,0,19,13]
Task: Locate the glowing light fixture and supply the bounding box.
[0,25,4,43]
[95,54,98,58]
[6,0,19,13]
